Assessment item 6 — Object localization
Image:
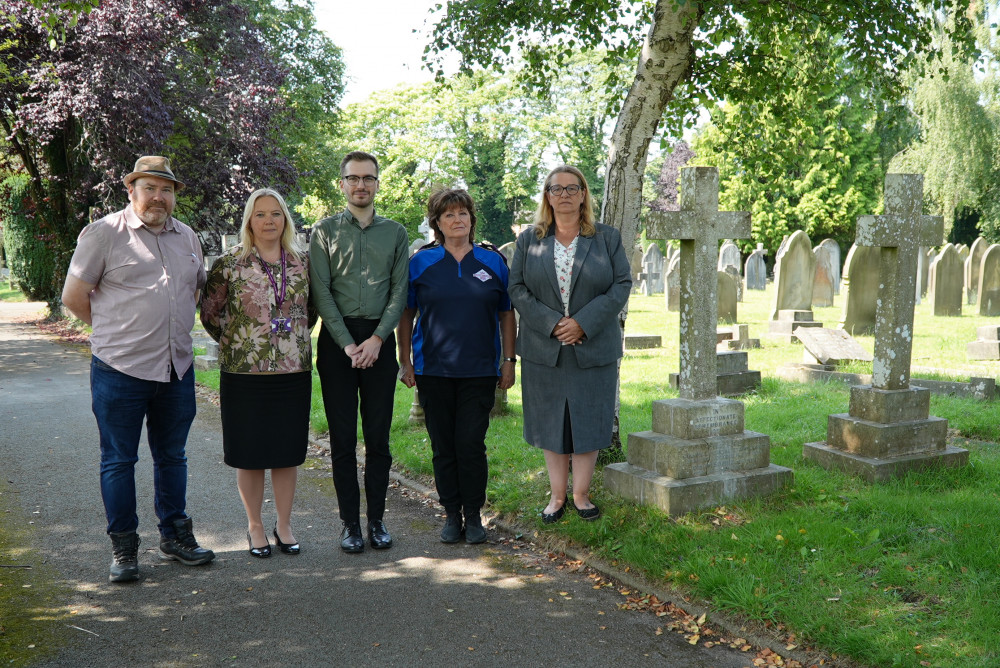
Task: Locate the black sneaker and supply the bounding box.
[440,515,464,543]
[464,511,487,544]
[109,531,140,583]
[159,518,215,566]
[340,522,364,553]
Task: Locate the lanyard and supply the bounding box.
[255,248,290,334]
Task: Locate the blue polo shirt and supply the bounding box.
[408,245,511,378]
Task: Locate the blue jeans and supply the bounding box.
[90,356,196,537]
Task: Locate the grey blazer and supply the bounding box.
[509,223,632,368]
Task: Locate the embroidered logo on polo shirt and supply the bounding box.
[473,269,491,282]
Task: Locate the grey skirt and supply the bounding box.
[520,346,617,454]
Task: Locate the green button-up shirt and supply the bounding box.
[309,208,410,349]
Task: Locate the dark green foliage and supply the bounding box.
[0,174,56,301]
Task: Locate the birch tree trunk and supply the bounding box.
[601,0,701,457]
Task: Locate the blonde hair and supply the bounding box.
[533,164,596,240]
[237,188,302,262]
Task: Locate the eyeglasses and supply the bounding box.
[547,184,583,196]
[343,175,378,187]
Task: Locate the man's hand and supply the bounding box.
[351,334,383,369]
[498,360,515,390]
[399,361,416,388]
[61,275,96,325]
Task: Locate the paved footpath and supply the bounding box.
[0,302,752,667]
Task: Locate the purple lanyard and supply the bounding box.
[256,248,290,333]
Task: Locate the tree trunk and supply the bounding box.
[600,0,701,461]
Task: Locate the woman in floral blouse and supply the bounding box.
[201,188,314,558]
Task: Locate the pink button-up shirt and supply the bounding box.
[68,205,206,382]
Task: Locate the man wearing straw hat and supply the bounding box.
[62,156,215,583]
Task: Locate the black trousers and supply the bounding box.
[416,375,496,515]
[317,320,398,524]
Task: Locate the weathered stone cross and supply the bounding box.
[646,167,750,401]
[856,173,943,390]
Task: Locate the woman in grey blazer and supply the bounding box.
[508,165,632,523]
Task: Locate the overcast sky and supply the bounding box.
[313,0,448,106]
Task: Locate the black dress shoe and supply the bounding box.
[247,532,271,558]
[340,522,364,553]
[367,520,392,549]
[273,524,300,555]
[541,496,568,524]
[572,500,601,521]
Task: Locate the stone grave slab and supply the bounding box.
[768,309,823,343]
[625,334,663,350]
[770,230,815,319]
[606,166,790,515]
[803,173,968,482]
[812,244,835,307]
[976,243,1000,316]
[966,236,988,305]
[967,324,1000,360]
[838,243,880,335]
[718,240,741,273]
[818,239,841,295]
[194,340,220,371]
[665,253,680,312]
[795,327,872,366]
[717,270,738,323]
[744,244,767,291]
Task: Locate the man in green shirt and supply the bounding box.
[310,151,409,553]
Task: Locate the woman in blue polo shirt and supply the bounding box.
[397,189,516,544]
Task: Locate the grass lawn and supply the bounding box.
[1,281,28,302]
[196,285,1000,668]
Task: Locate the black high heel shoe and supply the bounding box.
[541,496,569,524]
[247,532,271,558]
[273,524,300,555]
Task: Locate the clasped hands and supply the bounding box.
[344,335,382,369]
[552,316,584,345]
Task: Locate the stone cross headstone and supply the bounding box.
[718,240,741,273]
[606,166,791,515]
[743,244,767,291]
[812,244,835,308]
[804,174,968,481]
[818,239,841,295]
[640,244,665,294]
[966,236,988,305]
[838,243,880,335]
[977,243,1000,316]
[629,244,643,292]
[646,167,751,401]
[928,243,963,317]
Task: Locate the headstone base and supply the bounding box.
[717,324,761,350]
[802,441,969,483]
[669,351,761,397]
[768,309,823,342]
[605,462,793,517]
[967,325,1000,360]
[625,334,663,350]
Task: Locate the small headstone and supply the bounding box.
[717,323,760,351]
[966,236,988,305]
[956,243,969,263]
[795,328,872,366]
[408,238,426,257]
[625,334,663,350]
[812,244,835,307]
[194,340,220,371]
[838,243,880,335]
[743,244,767,291]
[221,234,240,252]
[928,243,963,317]
[417,218,435,244]
[923,247,936,297]
[629,244,643,292]
[718,240,741,273]
[977,243,1000,316]
[717,270,738,323]
[770,230,815,319]
[641,243,665,294]
[803,173,968,482]
[724,265,743,302]
[665,254,680,312]
[818,239,841,294]
[498,241,516,266]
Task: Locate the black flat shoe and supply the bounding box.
[273,524,300,555]
[572,500,601,521]
[247,532,271,558]
[541,496,568,524]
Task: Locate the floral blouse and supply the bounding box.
[554,235,579,316]
[201,246,316,373]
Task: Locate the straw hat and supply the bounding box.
[122,156,184,190]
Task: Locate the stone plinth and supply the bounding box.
[625,334,663,350]
[194,341,220,371]
[606,397,792,516]
[795,327,871,366]
[967,325,1000,360]
[767,309,822,342]
[717,324,760,351]
[803,383,968,482]
[669,352,761,397]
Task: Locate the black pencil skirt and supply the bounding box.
[220,371,311,469]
